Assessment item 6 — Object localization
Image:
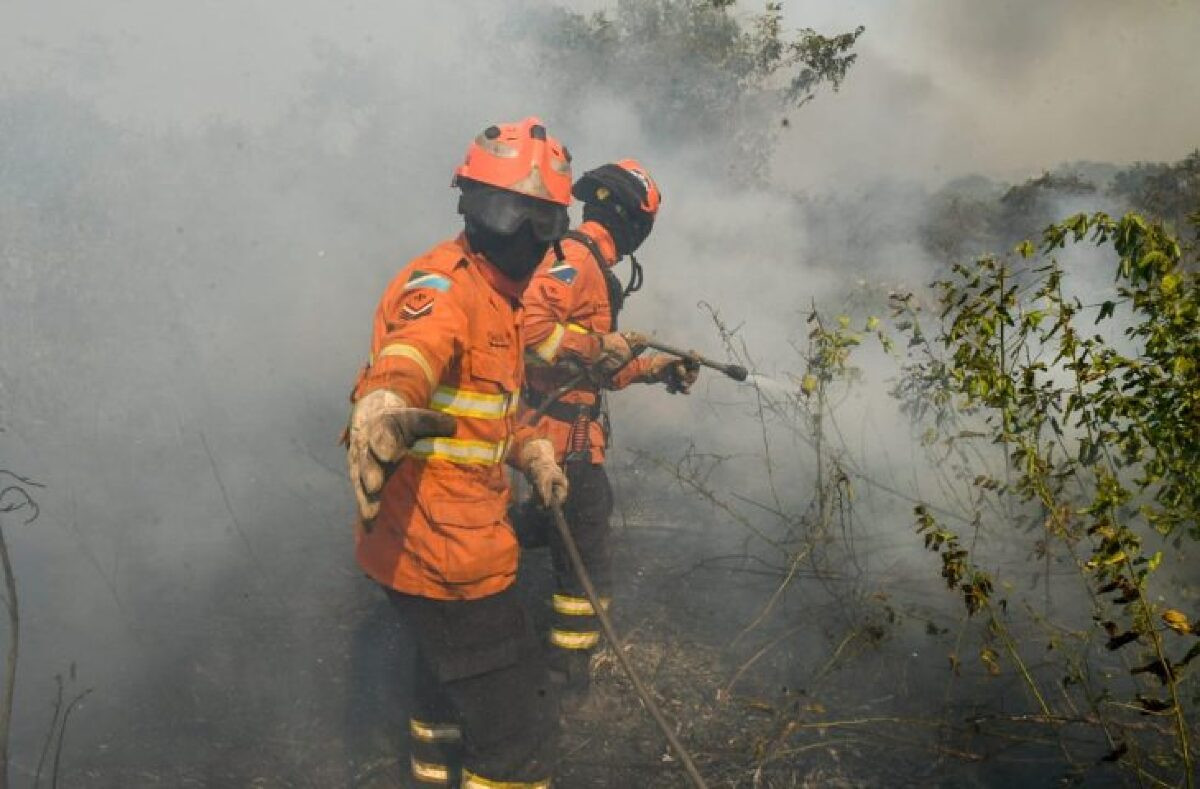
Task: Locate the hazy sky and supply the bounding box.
[777,0,1200,184]
[4,1,1197,189]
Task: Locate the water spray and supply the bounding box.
[743,372,794,397]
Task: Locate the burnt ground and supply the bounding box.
[37,456,1161,788]
[528,474,1131,789]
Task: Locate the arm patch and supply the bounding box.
[401,289,436,319]
[405,270,452,292]
[548,261,577,285]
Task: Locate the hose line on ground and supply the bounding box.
[549,502,708,789]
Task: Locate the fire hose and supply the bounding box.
[370,413,709,783]
[527,333,749,786]
[636,337,748,382]
[549,501,709,789]
[529,335,748,423]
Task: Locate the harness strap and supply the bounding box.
[524,388,602,423]
[563,229,624,330]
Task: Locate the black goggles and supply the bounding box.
[458,187,569,242]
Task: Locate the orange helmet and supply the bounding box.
[453,117,572,242]
[573,158,661,254]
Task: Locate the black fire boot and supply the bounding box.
[549,648,592,715]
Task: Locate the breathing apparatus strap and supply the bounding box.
[562,230,643,330]
[625,254,644,298]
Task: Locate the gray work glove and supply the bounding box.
[518,438,569,508]
[592,331,635,375]
[346,389,456,523]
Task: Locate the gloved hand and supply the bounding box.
[346,389,457,522]
[518,438,569,507]
[592,332,634,374]
[646,354,701,394]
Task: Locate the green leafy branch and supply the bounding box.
[894,212,1199,784]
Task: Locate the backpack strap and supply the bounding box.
[563,229,625,330]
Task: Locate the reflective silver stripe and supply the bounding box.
[550,628,600,650]
[532,323,567,363]
[430,386,514,419]
[462,769,551,789]
[411,755,450,783]
[410,718,462,742]
[410,437,509,466]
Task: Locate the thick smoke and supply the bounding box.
[775,0,1200,188]
[1,1,1196,784]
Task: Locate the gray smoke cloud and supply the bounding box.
[776,0,1200,188]
[1,0,1196,783]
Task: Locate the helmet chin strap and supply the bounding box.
[623,254,644,298]
[553,240,565,262]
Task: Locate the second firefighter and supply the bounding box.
[517,159,700,706]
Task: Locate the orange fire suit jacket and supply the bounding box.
[522,221,658,464]
[350,235,536,601]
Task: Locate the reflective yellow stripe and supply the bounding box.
[376,343,436,387]
[462,769,550,789]
[410,718,462,743]
[552,593,610,616]
[430,386,515,419]
[550,628,600,650]
[566,323,589,334]
[410,437,509,466]
[411,755,451,784]
[532,324,567,363]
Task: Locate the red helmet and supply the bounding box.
[453,117,572,242]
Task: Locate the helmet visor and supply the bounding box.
[458,185,569,242]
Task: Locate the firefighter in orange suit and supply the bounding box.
[517,159,699,705]
[345,117,572,787]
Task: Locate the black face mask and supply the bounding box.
[465,218,551,281]
[583,202,652,257]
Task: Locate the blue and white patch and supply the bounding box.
[548,262,577,285]
[404,270,452,292]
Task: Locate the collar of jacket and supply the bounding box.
[456,233,529,303]
[576,220,619,268]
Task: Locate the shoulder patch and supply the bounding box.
[405,270,452,292]
[548,261,577,285]
[401,289,435,319]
